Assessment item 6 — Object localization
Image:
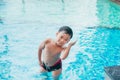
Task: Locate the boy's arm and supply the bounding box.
[38,41,45,66]
[38,39,49,66]
[60,41,76,60]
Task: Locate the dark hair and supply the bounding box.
[58,26,73,39]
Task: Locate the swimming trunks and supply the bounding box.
[41,59,62,72]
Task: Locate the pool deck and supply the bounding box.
[105,66,120,80]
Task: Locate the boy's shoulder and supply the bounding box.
[44,38,52,43]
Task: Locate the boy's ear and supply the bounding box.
[56,32,59,36]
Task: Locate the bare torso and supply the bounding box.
[42,39,63,66]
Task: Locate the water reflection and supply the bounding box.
[97,0,120,29]
[0,0,98,26]
[61,0,65,11]
[0,18,3,24]
[21,0,26,13]
[0,35,9,57]
[0,0,6,24]
[0,60,13,80]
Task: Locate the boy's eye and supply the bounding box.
[64,38,68,41]
[60,36,63,38]
[65,39,68,41]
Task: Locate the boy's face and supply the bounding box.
[56,31,71,46]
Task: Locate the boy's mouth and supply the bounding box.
[56,42,63,46]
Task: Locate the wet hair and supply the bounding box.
[58,26,73,39]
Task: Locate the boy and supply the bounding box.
[38,26,76,80]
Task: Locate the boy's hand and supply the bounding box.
[68,40,77,46]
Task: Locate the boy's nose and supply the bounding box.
[60,39,64,42]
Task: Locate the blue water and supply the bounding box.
[0,0,120,80]
[97,0,120,28]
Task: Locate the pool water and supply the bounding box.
[66,27,120,80]
[0,0,120,80]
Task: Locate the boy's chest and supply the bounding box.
[45,43,62,55]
